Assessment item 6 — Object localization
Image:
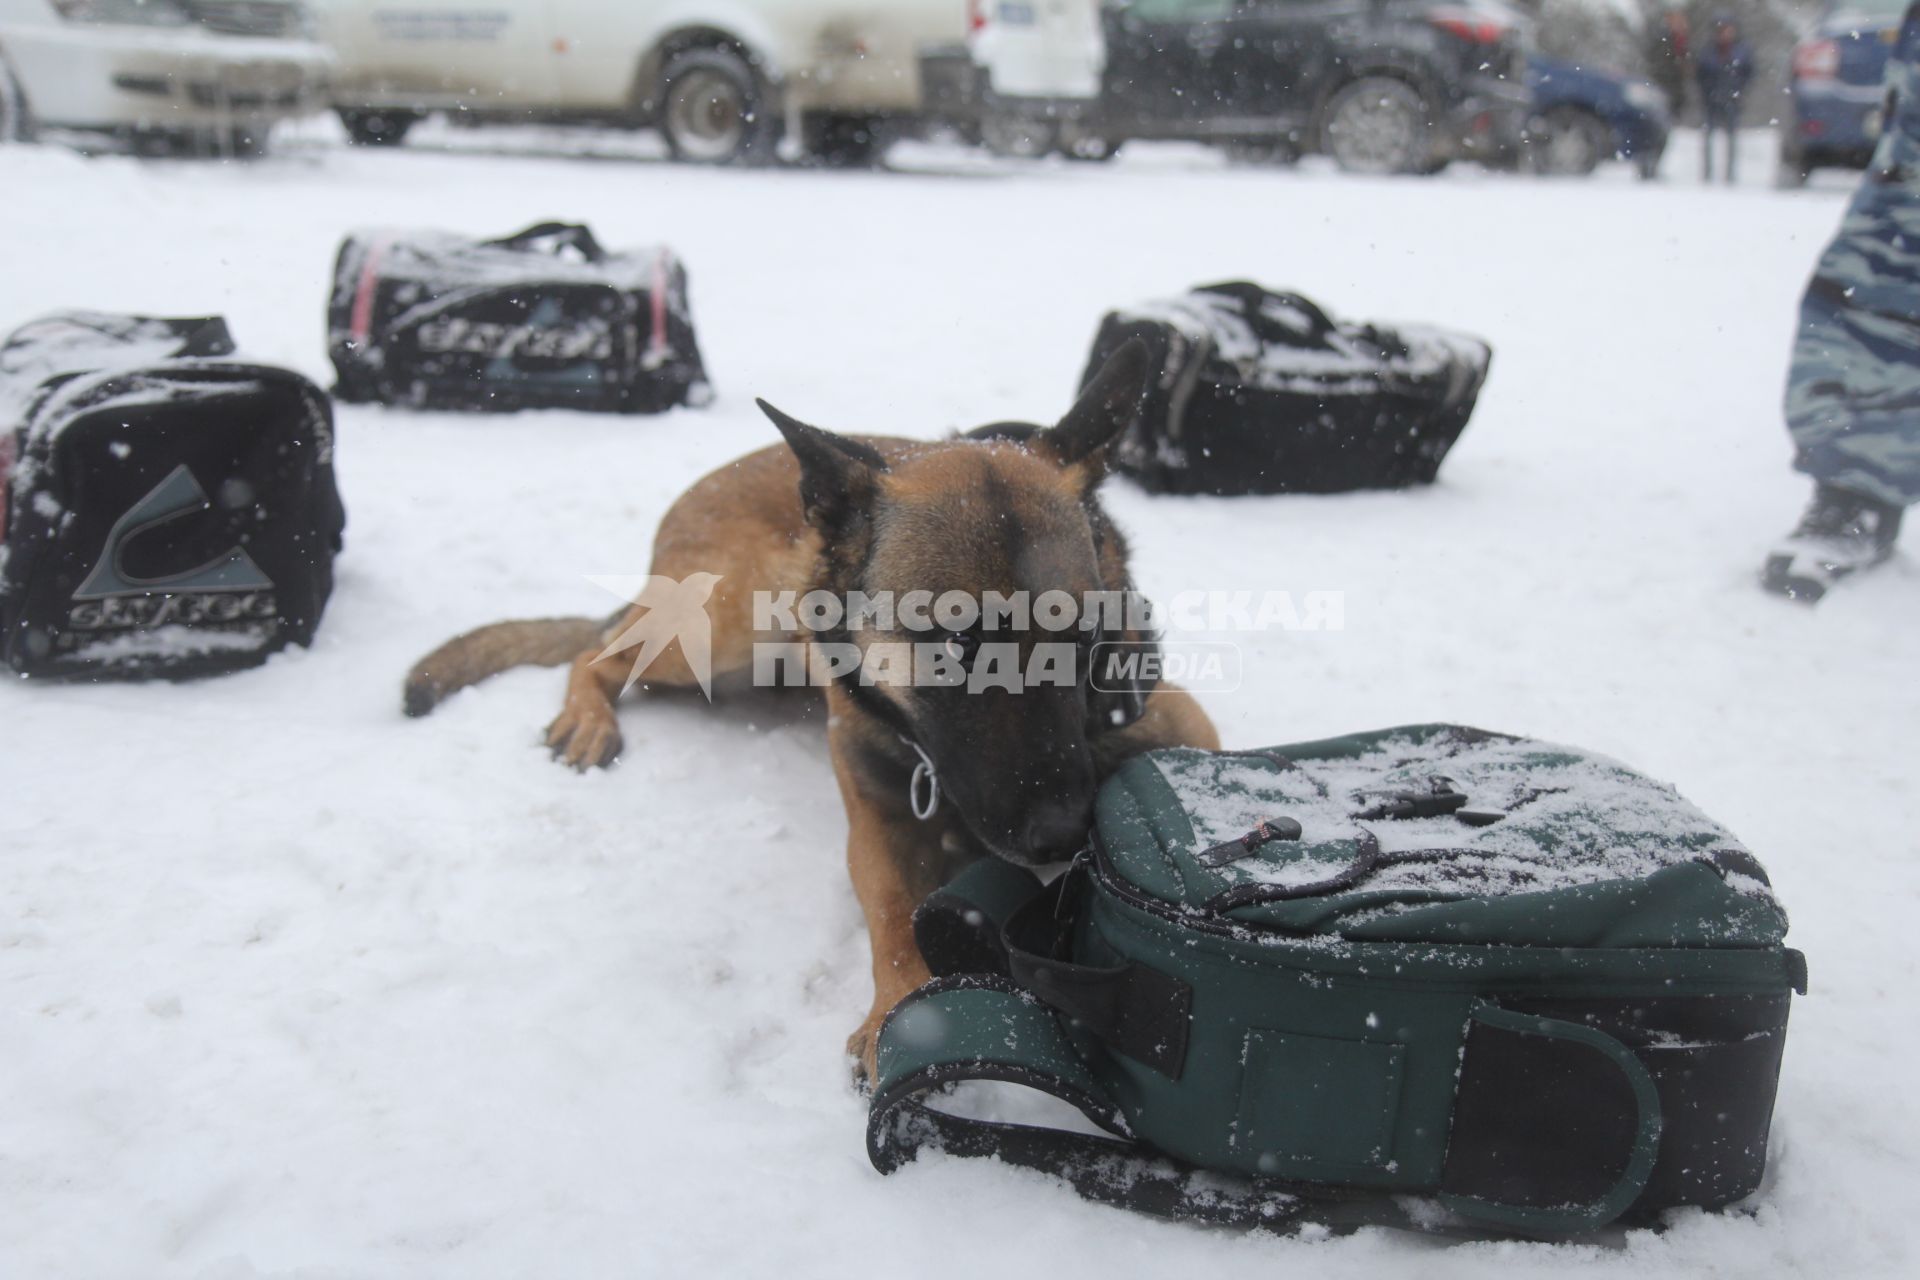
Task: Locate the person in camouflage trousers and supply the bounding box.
[1765,0,1920,601]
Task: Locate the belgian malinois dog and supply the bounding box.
[403,342,1219,1073]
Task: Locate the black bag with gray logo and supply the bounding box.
[327,221,711,414]
[0,312,345,680]
[1082,282,1492,496]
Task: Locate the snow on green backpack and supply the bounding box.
[869,724,1805,1238]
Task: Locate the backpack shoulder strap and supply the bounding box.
[919,858,1197,1077]
[866,974,1313,1229]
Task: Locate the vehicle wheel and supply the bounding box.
[658,47,772,165]
[1533,106,1611,176]
[223,124,271,159]
[803,113,885,167]
[1220,140,1295,166]
[1060,134,1121,162]
[338,109,419,147]
[0,50,36,144]
[130,130,181,158]
[980,115,1058,159]
[1320,76,1433,176]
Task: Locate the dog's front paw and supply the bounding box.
[545,707,623,770]
[846,1014,885,1088]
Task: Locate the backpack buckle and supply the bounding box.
[1196,816,1304,867]
[1354,775,1470,821]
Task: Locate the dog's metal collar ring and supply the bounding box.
[902,736,940,821]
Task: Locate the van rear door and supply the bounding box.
[976,0,1105,100]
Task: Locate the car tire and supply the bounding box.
[225,125,272,159]
[657,47,773,166]
[1320,76,1434,176]
[1220,140,1295,166]
[981,114,1058,159]
[0,50,36,144]
[803,113,885,167]
[1534,106,1611,177]
[339,109,419,148]
[1060,133,1121,163]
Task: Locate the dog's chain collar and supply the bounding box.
[901,736,940,821]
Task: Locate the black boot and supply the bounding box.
[1762,483,1904,602]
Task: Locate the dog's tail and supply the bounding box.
[403,616,614,718]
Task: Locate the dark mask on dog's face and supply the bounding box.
[759,342,1156,865]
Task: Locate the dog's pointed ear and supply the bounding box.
[1034,339,1151,482]
[758,399,888,529]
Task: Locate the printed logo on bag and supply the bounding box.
[414,310,615,362]
[66,464,278,636]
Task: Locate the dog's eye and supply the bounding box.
[943,631,978,665]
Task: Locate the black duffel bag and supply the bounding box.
[1082,282,1492,495]
[0,312,345,680]
[328,221,711,414]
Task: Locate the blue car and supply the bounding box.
[1526,55,1672,178]
[1782,0,1906,184]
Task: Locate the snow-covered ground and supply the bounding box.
[1,126,1914,1278]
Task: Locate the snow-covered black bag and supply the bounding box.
[328,221,711,414]
[0,312,345,680]
[1083,283,1492,495]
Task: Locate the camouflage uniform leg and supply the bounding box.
[1783,24,1920,510]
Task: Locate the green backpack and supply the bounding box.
[869,725,1806,1238]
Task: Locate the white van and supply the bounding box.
[970,0,1101,101]
[312,1,967,164]
[912,0,1112,158]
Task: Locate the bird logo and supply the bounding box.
[583,572,723,699]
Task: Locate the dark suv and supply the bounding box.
[929,0,1534,174]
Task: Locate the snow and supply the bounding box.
[1,126,1916,1278]
[65,622,275,661]
[0,311,211,420]
[24,369,270,458]
[1148,732,1773,904]
[330,226,681,291]
[1111,285,1491,390]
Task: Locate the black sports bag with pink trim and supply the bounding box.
[1083,282,1491,496]
[327,222,711,415]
